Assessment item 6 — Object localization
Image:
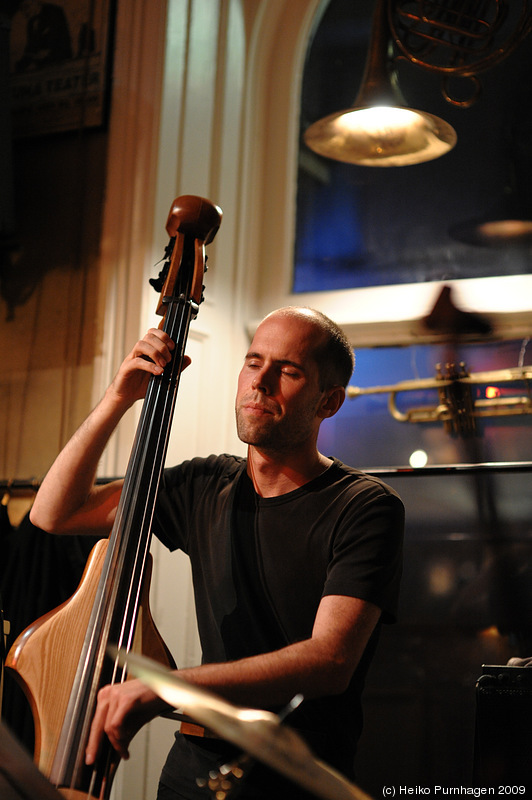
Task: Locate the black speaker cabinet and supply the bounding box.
[474,665,532,788]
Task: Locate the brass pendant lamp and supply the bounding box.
[450,199,532,247]
[303,0,458,167]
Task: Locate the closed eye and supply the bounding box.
[281,368,301,378]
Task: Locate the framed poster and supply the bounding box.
[9,0,114,137]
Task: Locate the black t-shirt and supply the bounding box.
[152,454,404,798]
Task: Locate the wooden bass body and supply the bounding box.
[6,540,172,799]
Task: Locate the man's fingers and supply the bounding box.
[85,686,131,765]
[131,334,191,376]
[85,692,107,765]
[132,333,174,371]
[105,730,131,761]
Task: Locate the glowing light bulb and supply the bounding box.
[409,449,428,468]
[304,105,456,166]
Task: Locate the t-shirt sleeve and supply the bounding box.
[151,461,192,552]
[152,454,244,553]
[323,487,404,623]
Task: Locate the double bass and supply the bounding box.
[6,195,223,799]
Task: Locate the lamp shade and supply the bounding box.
[304,104,457,166]
[303,0,457,167]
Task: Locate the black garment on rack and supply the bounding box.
[0,510,100,753]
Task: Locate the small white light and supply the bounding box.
[409,449,428,468]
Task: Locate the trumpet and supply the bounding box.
[347,363,532,435]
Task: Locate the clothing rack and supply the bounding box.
[0,477,121,496]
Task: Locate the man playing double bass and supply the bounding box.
[30,305,404,799]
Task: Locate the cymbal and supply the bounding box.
[109,647,373,800]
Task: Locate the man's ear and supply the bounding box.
[318,386,345,419]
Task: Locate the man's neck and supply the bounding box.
[246,446,332,498]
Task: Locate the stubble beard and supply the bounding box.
[235,400,319,453]
[235,411,285,451]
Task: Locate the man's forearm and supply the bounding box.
[176,642,337,709]
[176,596,381,709]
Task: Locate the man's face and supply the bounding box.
[235,313,327,453]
